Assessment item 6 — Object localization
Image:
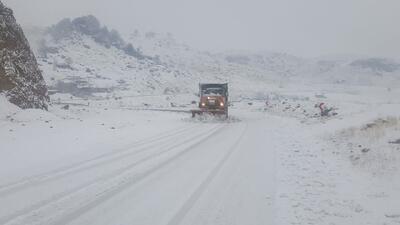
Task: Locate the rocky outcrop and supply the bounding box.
[47,15,146,59]
[0,1,49,109]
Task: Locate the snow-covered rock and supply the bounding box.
[0,1,49,109]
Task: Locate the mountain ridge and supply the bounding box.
[21,15,400,99]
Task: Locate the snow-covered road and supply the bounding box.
[0,110,279,225]
[1,94,400,225]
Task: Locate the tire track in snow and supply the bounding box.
[0,124,214,224]
[1,124,226,225]
[166,122,248,225]
[0,124,198,197]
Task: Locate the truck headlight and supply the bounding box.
[201,102,206,107]
[220,102,224,107]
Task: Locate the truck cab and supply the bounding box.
[192,83,229,118]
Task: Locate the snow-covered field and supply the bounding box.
[1,82,400,225]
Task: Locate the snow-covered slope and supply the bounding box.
[40,34,194,95]
[126,32,283,96]
[0,94,20,120]
[22,15,400,102]
[127,31,400,90]
[25,16,198,99]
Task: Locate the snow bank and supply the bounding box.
[10,108,59,123]
[1,94,57,122]
[0,94,20,120]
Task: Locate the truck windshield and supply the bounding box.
[202,88,224,96]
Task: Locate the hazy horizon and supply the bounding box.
[3,0,400,59]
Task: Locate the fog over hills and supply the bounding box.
[15,14,399,100]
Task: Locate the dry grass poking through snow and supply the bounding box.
[348,117,399,141]
[332,116,400,176]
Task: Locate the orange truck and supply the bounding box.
[191,83,229,118]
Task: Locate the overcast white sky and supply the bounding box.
[3,0,400,58]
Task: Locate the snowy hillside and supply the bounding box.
[217,51,400,86]
[129,31,400,85]
[25,16,198,100]
[21,15,400,104]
